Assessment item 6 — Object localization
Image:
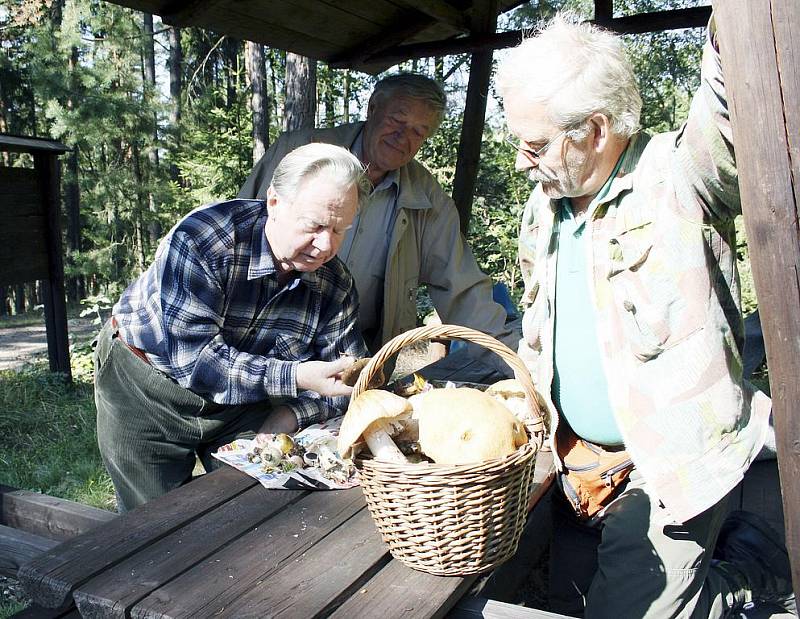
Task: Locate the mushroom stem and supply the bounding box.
[364,420,408,463]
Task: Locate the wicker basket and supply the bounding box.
[351,324,545,576]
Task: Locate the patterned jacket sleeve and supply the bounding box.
[672,17,740,223]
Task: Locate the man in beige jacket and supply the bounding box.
[239,73,516,367]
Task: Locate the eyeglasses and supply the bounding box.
[505,128,569,162]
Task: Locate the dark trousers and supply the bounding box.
[93,319,271,512]
[548,470,738,618]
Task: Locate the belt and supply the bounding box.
[111,317,151,365]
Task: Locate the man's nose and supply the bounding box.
[313,230,334,253]
[515,150,536,172]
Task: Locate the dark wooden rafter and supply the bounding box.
[713,0,800,593]
[330,5,711,68]
[392,0,471,31]
[330,10,444,67]
[158,0,226,24]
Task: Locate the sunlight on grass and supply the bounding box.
[0,344,116,512]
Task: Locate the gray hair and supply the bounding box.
[369,73,447,128]
[496,13,642,138]
[271,143,370,208]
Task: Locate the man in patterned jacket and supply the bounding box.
[496,13,794,618]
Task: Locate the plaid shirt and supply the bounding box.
[517,30,771,522]
[113,199,367,428]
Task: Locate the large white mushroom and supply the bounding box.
[409,387,528,465]
[337,389,413,463]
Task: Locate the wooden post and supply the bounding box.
[34,153,71,379]
[713,0,799,592]
[451,1,497,236]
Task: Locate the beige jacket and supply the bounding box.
[238,122,515,364]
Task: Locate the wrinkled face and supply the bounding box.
[362,95,438,173]
[504,95,594,199]
[265,175,359,275]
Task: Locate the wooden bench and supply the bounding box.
[0,483,116,618]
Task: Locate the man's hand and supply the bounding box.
[296,356,355,398]
[255,405,299,444]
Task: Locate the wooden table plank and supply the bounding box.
[18,466,257,608]
[130,487,368,618]
[72,485,306,619]
[219,507,391,617]
[330,558,476,619]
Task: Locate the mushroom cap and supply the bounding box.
[337,389,412,459]
[411,387,528,465]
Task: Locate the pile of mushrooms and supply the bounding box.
[337,380,531,466]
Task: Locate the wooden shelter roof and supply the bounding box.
[106,0,711,73]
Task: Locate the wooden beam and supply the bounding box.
[594,0,613,21]
[0,524,58,578]
[34,153,71,379]
[712,0,800,595]
[392,0,470,31]
[0,485,116,541]
[452,1,497,235]
[335,6,711,68]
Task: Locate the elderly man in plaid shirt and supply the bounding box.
[94,143,370,512]
[497,13,795,618]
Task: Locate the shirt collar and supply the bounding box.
[352,128,400,194]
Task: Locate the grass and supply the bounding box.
[0,342,115,510]
[0,337,114,618]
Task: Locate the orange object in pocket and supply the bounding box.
[555,424,634,520]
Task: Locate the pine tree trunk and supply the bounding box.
[284,53,316,131]
[225,38,239,109]
[65,45,83,303]
[168,26,183,184]
[142,13,161,244]
[14,285,25,314]
[343,71,350,124]
[245,41,269,163]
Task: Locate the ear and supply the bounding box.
[588,113,613,152]
[266,185,279,214]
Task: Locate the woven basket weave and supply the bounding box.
[351,324,545,576]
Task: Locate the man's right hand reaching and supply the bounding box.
[296,357,356,398]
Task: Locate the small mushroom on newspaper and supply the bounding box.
[337,389,413,463]
[409,387,528,465]
[340,357,385,389]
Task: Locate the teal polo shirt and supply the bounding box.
[552,160,624,446]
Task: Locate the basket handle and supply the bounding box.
[351,324,545,445]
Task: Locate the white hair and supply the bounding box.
[271,143,370,207]
[496,13,642,138]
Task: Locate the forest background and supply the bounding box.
[1,0,758,318]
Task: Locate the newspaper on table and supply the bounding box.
[212,416,357,490]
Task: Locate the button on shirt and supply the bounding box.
[113,199,367,428]
[337,131,400,338]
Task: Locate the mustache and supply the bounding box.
[529,169,556,183]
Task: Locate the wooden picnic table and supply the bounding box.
[17,352,555,618]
